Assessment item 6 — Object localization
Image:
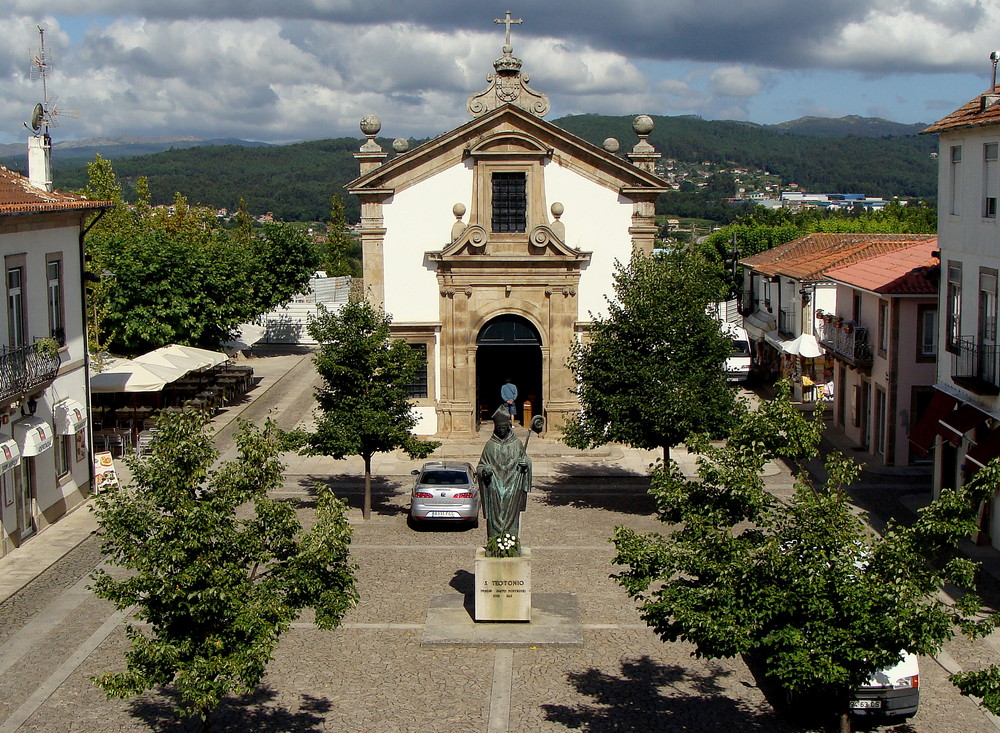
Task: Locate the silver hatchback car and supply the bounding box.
[409,461,480,527]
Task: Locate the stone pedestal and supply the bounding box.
[475,547,531,622]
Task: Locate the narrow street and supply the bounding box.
[0,362,997,732]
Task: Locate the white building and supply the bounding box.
[0,143,108,557]
[917,85,1000,547]
[347,18,667,436]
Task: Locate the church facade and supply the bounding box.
[347,19,667,436]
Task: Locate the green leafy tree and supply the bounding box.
[613,384,998,731]
[84,158,319,355]
[563,248,737,462]
[290,299,440,519]
[319,194,361,277]
[90,411,358,732]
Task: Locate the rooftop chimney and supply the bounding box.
[27,134,52,192]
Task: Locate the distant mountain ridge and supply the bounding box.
[0,113,928,162]
[0,136,272,160]
[0,113,938,223]
[773,115,928,138]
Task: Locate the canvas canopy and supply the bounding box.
[54,398,88,435]
[783,333,824,358]
[91,359,182,393]
[13,416,53,456]
[134,348,205,375]
[0,437,20,474]
[163,344,228,367]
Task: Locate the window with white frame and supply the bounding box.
[985,143,998,218]
[947,262,962,353]
[950,145,963,216]
[917,304,937,360]
[54,435,70,477]
[877,299,889,354]
[47,258,64,345]
[7,266,24,349]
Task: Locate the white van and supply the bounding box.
[850,651,919,720]
[722,323,751,383]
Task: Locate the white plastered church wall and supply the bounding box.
[543,161,633,319]
[381,162,474,323]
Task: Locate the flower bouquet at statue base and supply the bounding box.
[486,532,521,558]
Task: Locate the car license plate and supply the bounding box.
[849,700,881,710]
[427,511,460,518]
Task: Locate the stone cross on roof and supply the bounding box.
[468,11,549,119]
[494,11,522,52]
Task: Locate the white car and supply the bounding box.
[849,652,919,720]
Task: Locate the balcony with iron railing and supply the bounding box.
[952,336,1000,395]
[817,317,873,367]
[0,341,61,404]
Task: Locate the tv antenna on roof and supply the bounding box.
[24,25,79,134]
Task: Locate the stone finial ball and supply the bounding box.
[392,138,409,153]
[632,114,654,135]
[360,114,382,136]
[453,202,467,219]
[550,202,564,218]
[603,137,620,153]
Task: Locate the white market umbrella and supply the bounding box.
[134,347,206,375]
[784,333,824,359]
[163,344,228,367]
[91,359,183,393]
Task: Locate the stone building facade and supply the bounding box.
[347,18,667,436]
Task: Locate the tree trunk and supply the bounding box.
[838,709,851,733]
[200,707,212,733]
[363,454,372,521]
[663,445,670,464]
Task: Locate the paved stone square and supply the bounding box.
[0,470,997,732]
[0,351,999,732]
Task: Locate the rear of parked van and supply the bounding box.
[723,324,751,383]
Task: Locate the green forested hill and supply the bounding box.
[555,114,938,198]
[4,113,938,223]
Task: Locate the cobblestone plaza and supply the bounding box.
[0,349,998,732]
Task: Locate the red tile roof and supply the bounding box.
[923,85,1000,134]
[0,166,110,214]
[740,233,937,282]
[823,238,939,295]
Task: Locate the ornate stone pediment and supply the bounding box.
[467,131,551,159]
[468,72,551,119]
[467,12,550,119]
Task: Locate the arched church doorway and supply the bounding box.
[476,315,542,428]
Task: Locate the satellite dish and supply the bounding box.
[30,103,43,132]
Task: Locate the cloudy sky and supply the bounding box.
[2,1,999,145]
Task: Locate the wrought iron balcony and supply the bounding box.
[818,319,873,367]
[952,337,1000,395]
[0,342,61,404]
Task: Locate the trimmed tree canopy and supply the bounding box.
[563,247,737,459]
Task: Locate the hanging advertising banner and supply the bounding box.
[93,451,120,493]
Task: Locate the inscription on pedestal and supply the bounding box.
[475,547,531,622]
